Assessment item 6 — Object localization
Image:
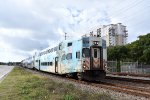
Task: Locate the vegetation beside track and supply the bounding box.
[108,33,150,64]
[0,67,114,100]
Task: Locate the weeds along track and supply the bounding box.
[23,67,150,99]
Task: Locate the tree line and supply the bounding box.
[108,33,150,64]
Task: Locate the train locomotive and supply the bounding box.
[21,34,107,81]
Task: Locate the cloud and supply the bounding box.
[0,0,149,62]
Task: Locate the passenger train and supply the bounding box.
[21,33,107,81]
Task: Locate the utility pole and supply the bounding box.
[65,33,67,40]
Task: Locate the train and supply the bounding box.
[21,33,107,81]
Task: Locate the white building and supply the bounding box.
[88,23,128,47]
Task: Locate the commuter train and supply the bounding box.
[21,34,107,81]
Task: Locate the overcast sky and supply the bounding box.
[0,0,150,62]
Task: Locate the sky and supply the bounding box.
[0,0,150,62]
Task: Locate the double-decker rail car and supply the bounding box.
[21,56,34,69]
[22,34,107,81]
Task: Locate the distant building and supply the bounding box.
[88,23,128,47]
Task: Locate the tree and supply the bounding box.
[142,48,150,64]
[108,46,128,61]
[107,33,150,66]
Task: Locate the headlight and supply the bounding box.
[94,41,99,45]
[83,65,86,68]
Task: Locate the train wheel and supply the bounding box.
[77,73,83,81]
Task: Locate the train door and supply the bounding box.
[91,47,103,70]
[55,57,58,73]
[39,60,40,70]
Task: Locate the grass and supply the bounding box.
[0,67,114,100]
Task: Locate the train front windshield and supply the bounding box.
[82,48,90,58]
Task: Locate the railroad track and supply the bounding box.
[106,75,150,84]
[23,67,150,99]
[94,81,150,98]
[107,72,150,78]
[70,79,150,98]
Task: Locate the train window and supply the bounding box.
[42,62,47,66]
[66,53,72,60]
[82,48,90,57]
[50,62,53,66]
[76,52,80,59]
[59,44,61,50]
[94,49,97,58]
[45,62,48,66]
[62,54,66,60]
[68,42,72,47]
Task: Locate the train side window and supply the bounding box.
[44,62,46,66]
[76,52,80,59]
[66,53,72,60]
[68,42,72,47]
[44,62,47,66]
[50,62,53,66]
[82,48,90,58]
[59,44,61,50]
[62,54,66,60]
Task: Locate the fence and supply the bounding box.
[106,61,117,73]
[120,61,150,74]
[120,61,138,73]
[107,61,150,75]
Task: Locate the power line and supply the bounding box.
[117,6,149,20]
[115,6,150,23]
[110,0,144,17]
[102,1,150,29]
[108,0,128,12]
[117,5,150,24]
[96,0,146,25]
